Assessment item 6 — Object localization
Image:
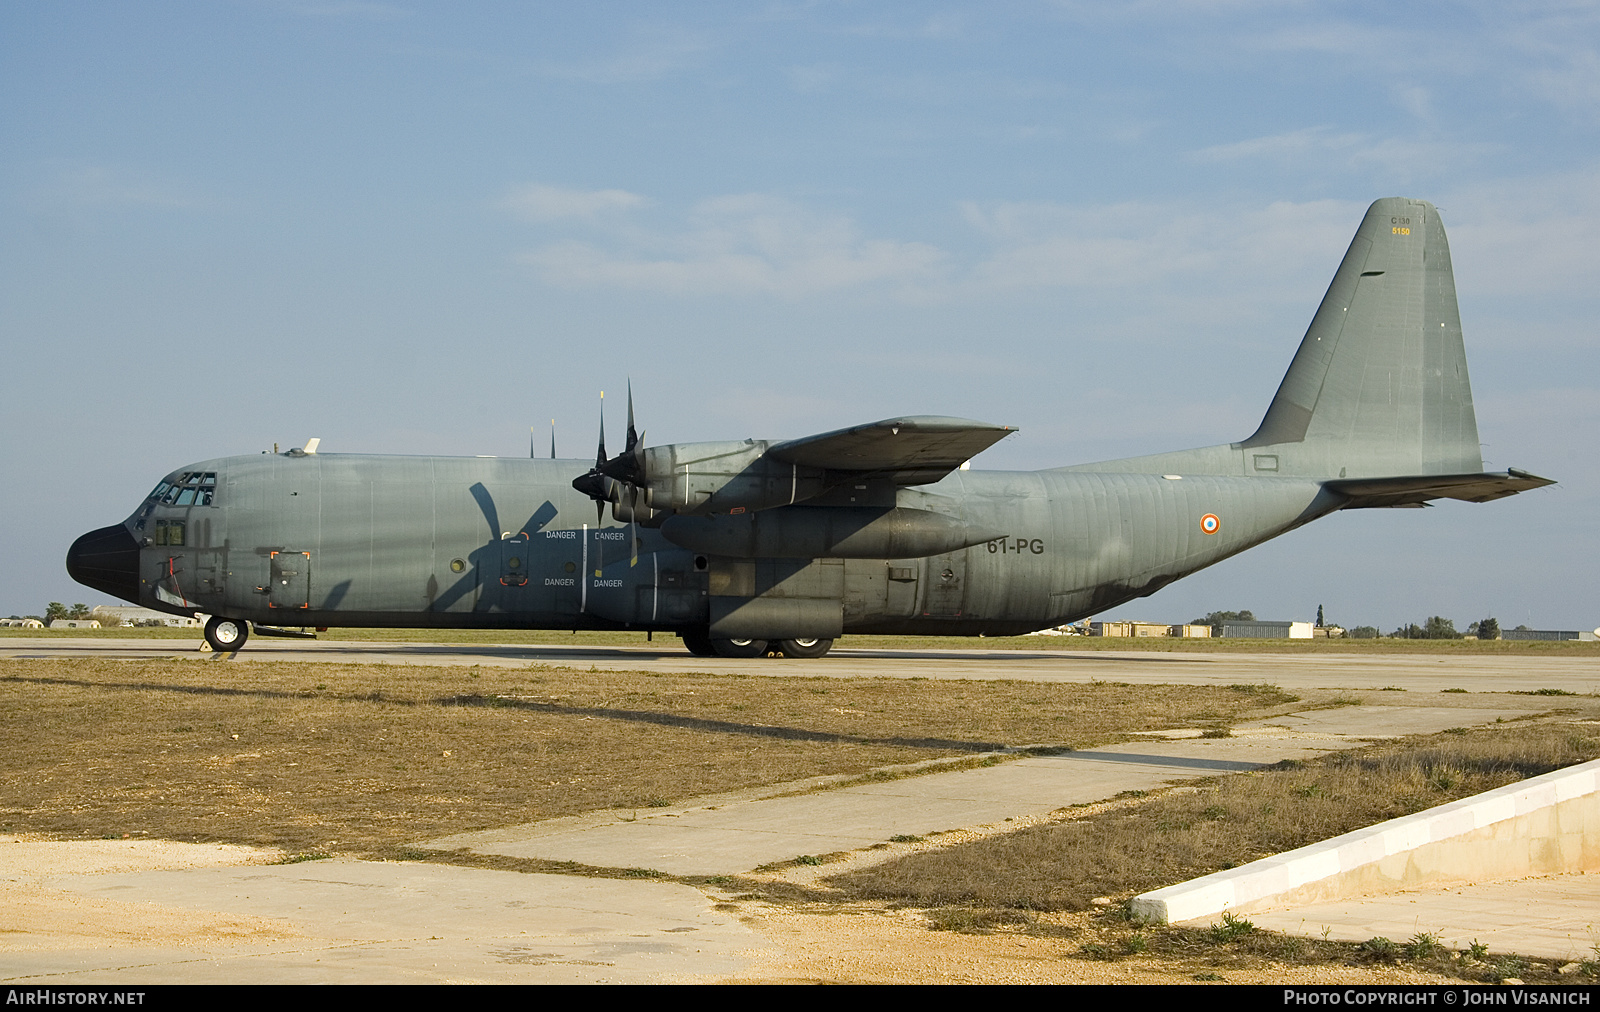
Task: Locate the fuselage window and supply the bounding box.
[153,520,185,546]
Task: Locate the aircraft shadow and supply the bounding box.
[437,693,1004,752]
[6,675,1004,753]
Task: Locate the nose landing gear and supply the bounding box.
[204,616,249,652]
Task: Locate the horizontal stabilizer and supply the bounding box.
[767,415,1012,481]
[1325,469,1555,509]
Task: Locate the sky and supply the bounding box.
[2,1,1596,631]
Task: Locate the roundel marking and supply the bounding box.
[1200,513,1221,535]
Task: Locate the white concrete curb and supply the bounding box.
[1129,757,1600,924]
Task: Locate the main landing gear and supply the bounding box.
[204,616,249,652]
[678,632,835,659]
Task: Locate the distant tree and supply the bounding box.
[1424,616,1461,639]
[1476,617,1500,640]
[44,602,66,623]
[1513,624,1531,632]
[1194,610,1255,633]
[1316,604,1325,628]
[67,603,91,620]
[1349,626,1380,639]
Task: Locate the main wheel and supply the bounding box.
[680,631,717,657]
[204,616,249,652]
[777,637,833,659]
[710,637,768,658]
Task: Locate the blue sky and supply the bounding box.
[3,2,1595,630]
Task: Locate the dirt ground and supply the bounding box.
[0,835,297,953]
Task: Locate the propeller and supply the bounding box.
[570,384,649,569]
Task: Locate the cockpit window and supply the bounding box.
[148,472,217,506]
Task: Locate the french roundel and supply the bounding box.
[1200,513,1220,535]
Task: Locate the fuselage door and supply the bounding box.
[919,551,967,618]
[269,551,311,611]
[498,533,530,588]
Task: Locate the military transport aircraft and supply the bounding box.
[67,198,1553,656]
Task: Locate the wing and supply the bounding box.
[766,415,1013,484]
[1325,468,1555,509]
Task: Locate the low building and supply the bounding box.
[1170,624,1212,638]
[48,619,101,629]
[90,605,200,628]
[1502,628,1599,642]
[1219,620,1313,639]
[1090,621,1133,637]
[0,618,44,628]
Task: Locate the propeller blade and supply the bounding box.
[551,420,556,460]
[625,379,638,454]
[629,484,639,568]
[595,391,606,467]
[598,381,645,486]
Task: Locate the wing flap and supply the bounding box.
[1325,469,1555,509]
[766,415,1014,479]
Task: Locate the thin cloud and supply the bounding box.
[502,184,646,221]
[536,27,716,84]
[283,1,411,19]
[1189,126,1498,177]
[1440,169,1600,298]
[29,165,206,212]
[961,197,1359,292]
[514,191,946,297]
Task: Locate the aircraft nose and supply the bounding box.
[66,524,141,603]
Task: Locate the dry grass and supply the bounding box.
[825,722,1600,914]
[1048,905,1598,984]
[0,657,1290,857]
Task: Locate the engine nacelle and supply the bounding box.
[639,440,832,516]
[659,505,1002,559]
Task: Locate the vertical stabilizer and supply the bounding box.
[1241,198,1483,478]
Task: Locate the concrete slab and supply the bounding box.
[1,860,766,984]
[427,721,1529,876]
[1241,874,1600,963]
[1235,705,1520,738]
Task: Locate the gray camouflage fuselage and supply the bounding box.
[114,454,1339,636]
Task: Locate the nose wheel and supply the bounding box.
[204,616,249,652]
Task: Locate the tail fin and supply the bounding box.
[1241,197,1482,478]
